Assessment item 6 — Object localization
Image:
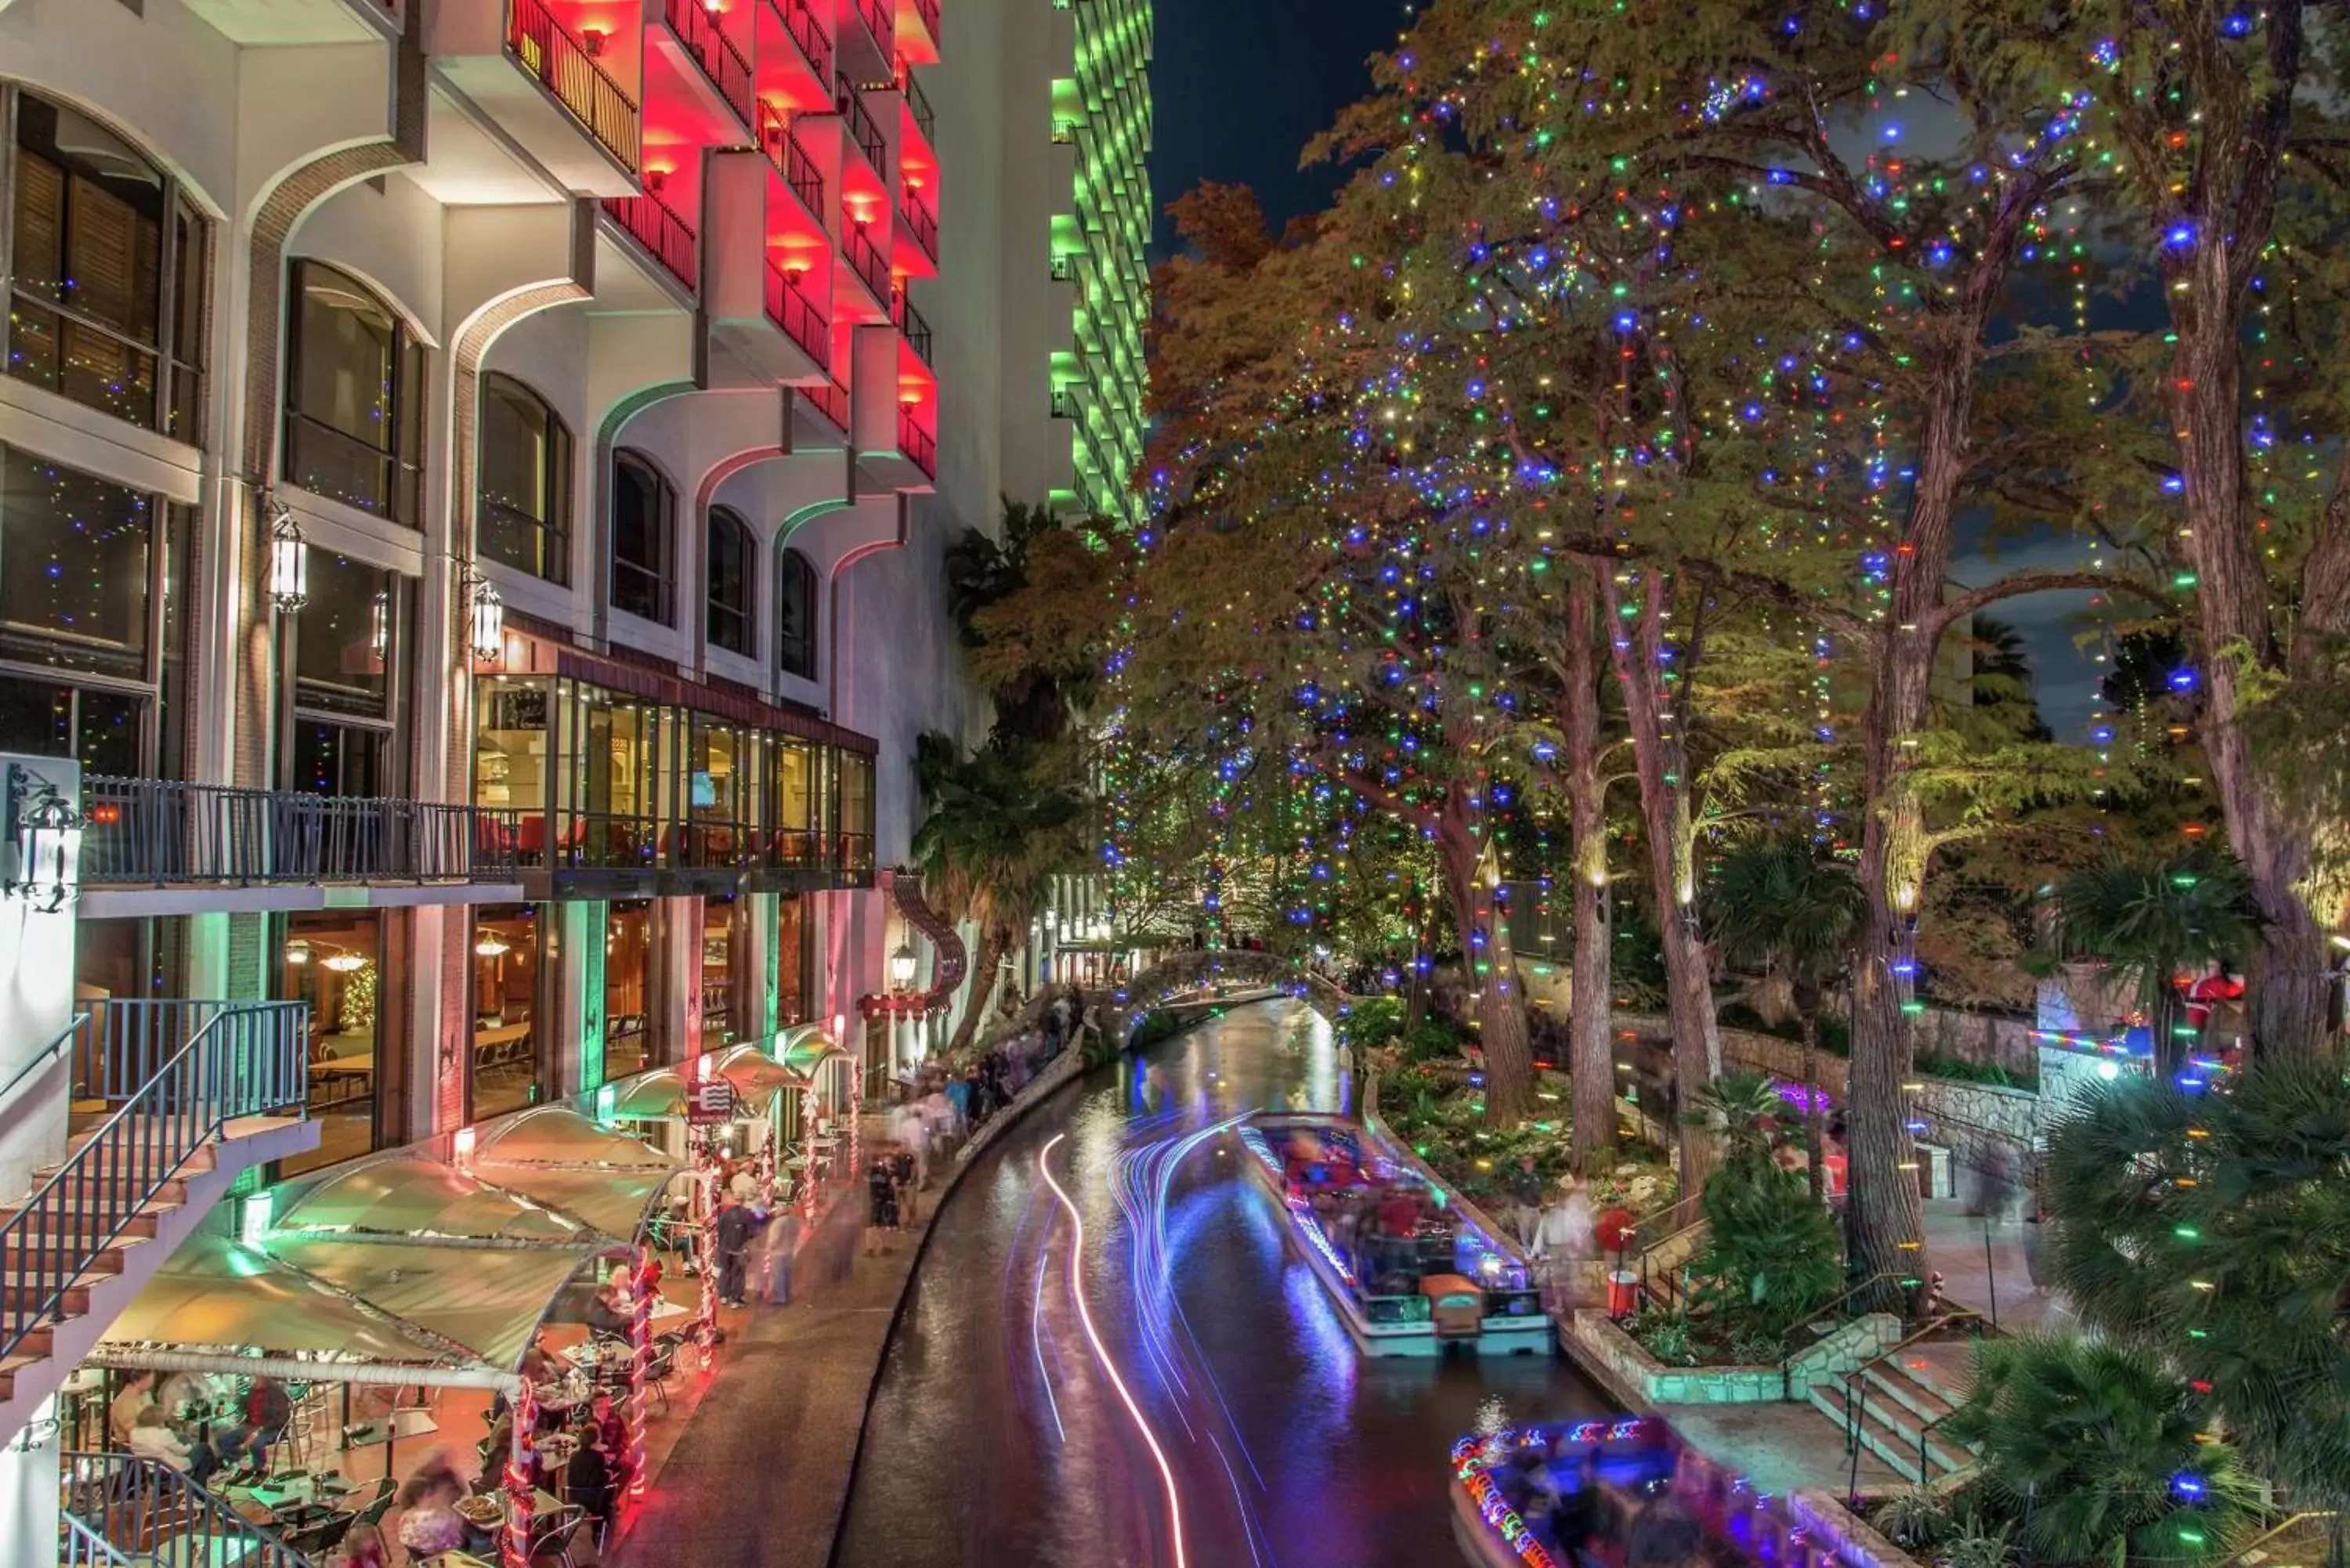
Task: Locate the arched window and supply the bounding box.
[478,374,573,584]
[776,547,817,680]
[5,90,210,439]
[706,508,757,656]
[611,451,676,626]
[286,260,424,524]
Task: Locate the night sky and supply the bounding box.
[1144,2,2110,738]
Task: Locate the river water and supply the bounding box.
[833,999,1612,1568]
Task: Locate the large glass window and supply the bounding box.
[605,899,653,1078]
[476,675,554,858]
[776,547,817,679]
[479,374,572,584]
[470,904,545,1121]
[611,453,674,625]
[280,910,388,1176]
[284,553,400,796]
[0,446,187,778]
[6,89,209,440]
[772,738,819,865]
[702,898,734,1054]
[285,260,424,525]
[839,750,874,875]
[706,508,755,656]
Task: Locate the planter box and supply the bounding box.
[1561,1308,1901,1407]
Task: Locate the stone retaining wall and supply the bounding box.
[1560,1308,1900,1407]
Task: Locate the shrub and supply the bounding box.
[1874,1488,1953,1552]
[1689,1144,1841,1341]
[1336,996,1405,1053]
[1628,1307,1697,1367]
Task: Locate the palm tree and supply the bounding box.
[2046,851,2254,1076]
[2045,1062,2350,1520]
[912,733,1090,1059]
[1704,838,1861,1198]
[1942,1333,2261,1567]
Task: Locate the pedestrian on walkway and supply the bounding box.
[763,1208,803,1305]
[866,1154,900,1255]
[711,1193,768,1309]
[1505,1155,1547,1251]
[892,1145,920,1227]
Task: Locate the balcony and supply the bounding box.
[891,286,933,365]
[837,75,887,178]
[899,186,938,265]
[602,189,700,291]
[839,0,895,76]
[758,104,826,219]
[766,260,832,370]
[902,70,936,147]
[841,211,891,309]
[660,0,756,129]
[497,0,642,184]
[901,0,940,56]
[79,777,523,898]
[766,0,833,91]
[801,377,851,436]
[898,406,936,479]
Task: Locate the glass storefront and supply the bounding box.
[469,904,544,1120]
[604,900,653,1079]
[701,897,734,1053]
[278,910,386,1176]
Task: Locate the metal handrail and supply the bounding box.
[899,189,938,263]
[765,259,830,369]
[61,1514,130,1567]
[602,190,699,290]
[892,287,933,363]
[912,0,938,42]
[664,0,754,127]
[842,212,889,302]
[851,0,893,56]
[505,0,642,172]
[766,0,832,85]
[0,1013,89,1121]
[759,104,826,217]
[803,378,850,433]
[82,777,520,886]
[62,1452,309,1568]
[895,409,935,478]
[1,999,309,1363]
[837,75,886,175]
[902,70,935,143]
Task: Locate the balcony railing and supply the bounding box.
[891,286,933,364]
[1050,251,1075,282]
[2,999,309,1366]
[768,0,833,85]
[664,0,756,128]
[842,212,890,302]
[602,189,700,291]
[766,260,831,370]
[898,407,936,478]
[759,104,826,216]
[902,70,935,145]
[505,0,643,172]
[63,1455,308,1568]
[81,776,522,886]
[501,809,868,876]
[899,187,938,262]
[804,378,850,433]
[912,0,939,43]
[851,0,894,60]
[837,75,887,175]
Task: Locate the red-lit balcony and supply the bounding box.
[890,284,931,367]
[898,184,937,273]
[757,103,830,226]
[837,75,888,182]
[894,0,938,64]
[766,262,833,371]
[758,0,833,110]
[837,0,895,78]
[652,0,756,134]
[601,185,700,291]
[433,0,642,194]
[838,204,893,319]
[850,323,935,493]
[899,68,936,157]
[799,377,851,442]
[899,406,937,479]
[707,135,834,388]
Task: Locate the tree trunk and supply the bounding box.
[948,927,1006,1060]
[1434,788,1534,1127]
[1799,1003,1824,1207]
[1564,569,1618,1175]
[1596,566,1719,1188]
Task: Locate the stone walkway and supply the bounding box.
[1922,1197,2080,1335]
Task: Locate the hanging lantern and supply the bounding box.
[266,500,308,612]
[4,764,83,912]
[469,574,505,663]
[888,941,918,989]
[370,587,390,659]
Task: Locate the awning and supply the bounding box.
[269,1240,595,1372]
[274,1158,588,1245]
[475,1107,680,1170]
[710,1044,805,1104]
[776,1025,851,1081]
[608,1068,689,1121]
[472,1167,670,1244]
[97,1234,455,1366]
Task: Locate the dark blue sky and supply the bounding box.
[1148,2,1404,253]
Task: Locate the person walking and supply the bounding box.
[891,1145,920,1227]
[1533,1181,1598,1310]
[762,1207,803,1305]
[865,1154,899,1255]
[711,1193,767,1309]
[1505,1155,1547,1252]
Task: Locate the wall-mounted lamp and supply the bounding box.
[468,573,506,663]
[4,764,83,913]
[371,587,391,659]
[581,27,606,55]
[888,941,917,989]
[286,939,313,966]
[266,493,308,613]
[644,168,667,194]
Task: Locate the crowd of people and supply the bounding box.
[109,1367,295,1489]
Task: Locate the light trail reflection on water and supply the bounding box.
[833,1000,1610,1568]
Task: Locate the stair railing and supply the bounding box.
[0,999,309,1364]
[62,1451,310,1568]
[0,1012,89,1119]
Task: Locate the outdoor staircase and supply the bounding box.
[0,1001,316,1446]
[1809,1328,1980,1485]
[62,1450,309,1566]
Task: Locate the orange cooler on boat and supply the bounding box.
[1420,1274,1484,1339]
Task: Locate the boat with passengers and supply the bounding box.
[1235,1111,1549,1357]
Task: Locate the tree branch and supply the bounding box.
[1927,571,2172,638]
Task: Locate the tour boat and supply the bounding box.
[1235,1111,1550,1357]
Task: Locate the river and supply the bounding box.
[833,998,1612,1568]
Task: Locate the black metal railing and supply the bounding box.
[81,776,522,886]
[837,75,887,175]
[765,261,831,369]
[899,187,938,262]
[896,407,935,477]
[842,211,890,302]
[505,0,642,172]
[664,0,755,127]
[851,0,893,59]
[767,0,833,85]
[902,70,935,143]
[601,190,700,291]
[803,378,850,432]
[759,104,826,216]
[63,1453,309,1568]
[891,286,933,363]
[2,1001,308,1365]
[912,0,939,42]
